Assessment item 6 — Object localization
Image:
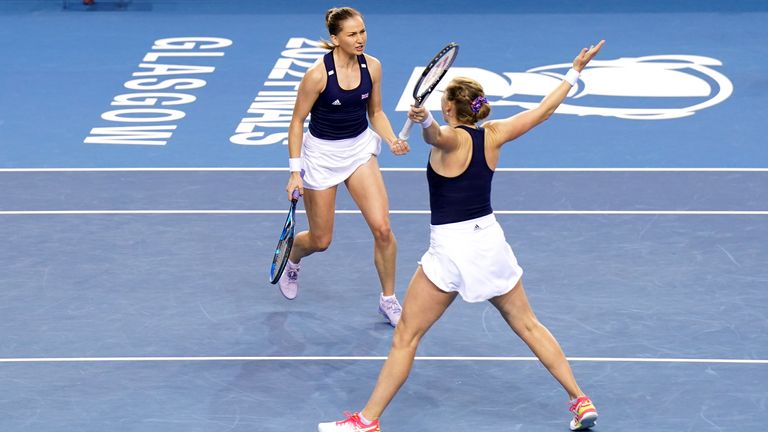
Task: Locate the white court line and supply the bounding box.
[0,356,765,364]
[1,210,767,216]
[0,167,767,172]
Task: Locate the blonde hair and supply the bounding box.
[320,7,363,50]
[443,77,491,124]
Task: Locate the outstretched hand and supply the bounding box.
[389,138,410,156]
[573,40,605,72]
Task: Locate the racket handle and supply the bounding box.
[291,189,300,200]
[398,118,415,140]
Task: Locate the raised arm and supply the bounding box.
[484,40,605,148]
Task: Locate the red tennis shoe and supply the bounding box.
[569,395,598,430]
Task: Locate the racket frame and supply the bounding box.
[399,42,459,140]
[269,191,300,284]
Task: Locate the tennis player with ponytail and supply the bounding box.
[279,7,408,327]
[318,40,605,432]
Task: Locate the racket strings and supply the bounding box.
[274,243,289,267]
[418,49,458,95]
[270,236,293,282]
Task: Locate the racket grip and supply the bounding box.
[398,118,415,140]
[291,189,300,200]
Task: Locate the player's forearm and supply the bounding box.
[369,111,397,144]
[421,121,441,146]
[534,80,573,123]
[287,120,304,158]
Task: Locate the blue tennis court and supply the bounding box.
[1,0,766,431]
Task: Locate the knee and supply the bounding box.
[371,222,394,244]
[310,233,332,252]
[391,323,420,352]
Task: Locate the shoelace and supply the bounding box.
[569,399,581,413]
[336,411,363,426]
[381,298,401,314]
[569,397,591,415]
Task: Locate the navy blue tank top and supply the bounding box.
[308,51,372,140]
[427,125,494,225]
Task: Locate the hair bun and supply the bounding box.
[325,8,336,23]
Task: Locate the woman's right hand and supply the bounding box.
[408,105,428,123]
[285,171,304,201]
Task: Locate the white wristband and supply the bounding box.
[288,157,302,172]
[420,110,435,129]
[564,68,580,86]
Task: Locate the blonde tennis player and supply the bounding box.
[319,40,605,432]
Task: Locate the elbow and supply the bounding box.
[537,107,556,124]
[424,134,441,147]
[421,128,437,143]
[289,120,303,133]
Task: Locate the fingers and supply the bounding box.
[573,39,605,70]
[408,105,427,120]
[593,39,606,52]
[287,187,303,201]
[286,175,303,201]
[394,139,410,155]
[584,40,605,59]
[391,138,410,156]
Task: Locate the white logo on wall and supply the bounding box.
[396,55,733,120]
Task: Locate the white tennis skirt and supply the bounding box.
[419,213,524,303]
[301,128,382,190]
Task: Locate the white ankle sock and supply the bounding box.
[358,412,373,425]
[381,294,395,301]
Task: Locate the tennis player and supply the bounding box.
[279,7,409,327]
[318,40,605,431]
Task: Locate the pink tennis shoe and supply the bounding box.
[318,412,380,432]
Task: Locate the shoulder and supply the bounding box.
[479,119,505,148]
[306,55,329,77]
[363,54,382,76]
[363,53,381,67]
[301,58,328,91]
[429,124,469,154]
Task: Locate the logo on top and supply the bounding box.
[396,55,733,120]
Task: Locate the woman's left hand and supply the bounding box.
[573,39,605,72]
[389,138,410,156]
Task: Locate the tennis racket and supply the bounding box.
[398,42,459,140]
[269,189,300,284]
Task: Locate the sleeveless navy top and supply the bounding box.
[308,51,372,140]
[427,125,494,225]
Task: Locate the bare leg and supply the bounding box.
[289,186,337,263]
[345,157,397,296]
[489,279,584,400]
[361,267,457,420]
